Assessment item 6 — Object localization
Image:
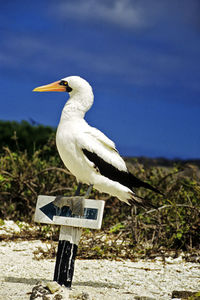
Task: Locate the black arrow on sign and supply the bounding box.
[40,202,98,221]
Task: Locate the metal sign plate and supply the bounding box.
[34,195,105,229]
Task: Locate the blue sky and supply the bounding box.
[0,0,200,159]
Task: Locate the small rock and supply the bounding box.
[30,281,71,300]
[30,284,49,300]
[47,281,61,294]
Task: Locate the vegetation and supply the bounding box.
[0,120,200,259]
[0,120,55,155]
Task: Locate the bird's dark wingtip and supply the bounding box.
[144,183,164,197]
[129,172,164,197]
[154,188,165,197]
[129,193,158,209]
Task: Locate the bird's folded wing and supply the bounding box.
[76,128,128,172]
[87,127,117,152]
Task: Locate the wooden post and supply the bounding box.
[53,226,82,287]
[34,195,105,288]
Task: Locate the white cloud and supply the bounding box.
[1,0,200,92]
[51,0,147,29]
[0,31,199,92]
[49,0,200,33]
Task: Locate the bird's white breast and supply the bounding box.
[56,119,94,184]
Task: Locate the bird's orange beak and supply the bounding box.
[33,80,66,92]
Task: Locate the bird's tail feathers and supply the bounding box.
[129,173,164,196]
[128,192,157,209]
[141,182,164,196]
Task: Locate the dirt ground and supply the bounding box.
[0,240,199,300]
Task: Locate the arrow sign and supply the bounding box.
[40,201,98,221]
[34,195,105,229]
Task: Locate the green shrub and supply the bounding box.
[0,120,56,155]
[0,144,75,221]
[0,137,199,255]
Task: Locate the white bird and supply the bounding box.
[33,76,162,207]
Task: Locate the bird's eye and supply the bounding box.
[59,80,68,86]
[59,80,73,92]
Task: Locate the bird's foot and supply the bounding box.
[52,196,85,217]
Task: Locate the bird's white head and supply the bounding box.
[33,75,94,119]
[62,76,92,95]
[33,75,92,95]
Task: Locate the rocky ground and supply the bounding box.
[0,239,199,300]
[0,221,199,300]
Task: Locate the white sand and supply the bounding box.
[0,240,199,300]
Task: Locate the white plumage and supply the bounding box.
[56,76,132,203]
[33,76,161,207]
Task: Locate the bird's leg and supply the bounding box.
[74,182,82,196]
[84,184,93,198]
